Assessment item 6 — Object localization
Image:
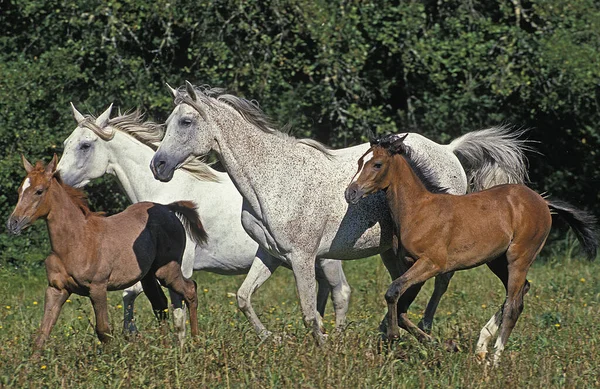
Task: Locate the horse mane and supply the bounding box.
[79,111,219,182]
[375,134,450,194]
[57,176,106,218]
[173,85,334,159]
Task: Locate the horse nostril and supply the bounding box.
[155,160,166,173]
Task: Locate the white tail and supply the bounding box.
[447,126,533,192]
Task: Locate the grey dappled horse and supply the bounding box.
[150,82,529,343]
[57,104,351,338]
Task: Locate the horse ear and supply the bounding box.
[185,80,198,101]
[389,133,409,154]
[21,154,34,173]
[95,103,113,128]
[70,102,86,125]
[367,128,378,145]
[166,83,178,98]
[45,154,58,176]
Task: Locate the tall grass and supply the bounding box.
[0,254,598,388]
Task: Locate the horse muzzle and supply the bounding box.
[344,184,364,205]
[150,156,175,183]
[6,215,30,235]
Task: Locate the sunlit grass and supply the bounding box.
[0,255,599,388]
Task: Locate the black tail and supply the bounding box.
[547,199,598,260]
[167,201,208,246]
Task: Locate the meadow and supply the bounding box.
[0,244,598,388]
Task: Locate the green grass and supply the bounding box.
[0,255,599,388]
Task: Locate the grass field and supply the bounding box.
[0,249,599,388]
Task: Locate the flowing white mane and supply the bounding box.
[79,111,219,182]
[172,85,334,158]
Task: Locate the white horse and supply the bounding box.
[150,82,530,343]
[56,104,352,340]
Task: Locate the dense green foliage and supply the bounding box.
[1,0,599,265]
[0,257,599,387]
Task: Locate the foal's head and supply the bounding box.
[7,155,58,234]
[345,134,408,204]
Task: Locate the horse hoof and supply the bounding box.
[475,351,488,364]
[443,339,459,353]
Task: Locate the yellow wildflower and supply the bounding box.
[41,365,47,370]
[33,301,38,305]
[580,278,586,283]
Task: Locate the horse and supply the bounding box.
[56,103,352,340]
[344,134,598,365]
[149,81,529,344]
[6,155,206,352]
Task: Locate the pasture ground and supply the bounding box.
[0,247,598,388]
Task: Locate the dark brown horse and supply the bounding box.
[345,134,597,365]
[7,155,207,353]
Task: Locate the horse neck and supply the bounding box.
[211,106,317,209]
[385,154,431,233]
[45,179,88,255]
[107,132,175,203]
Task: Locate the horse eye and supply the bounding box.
[374,162,382,169]
[80,143,91,150]
[180,118,192,127]
[35,189,44,195]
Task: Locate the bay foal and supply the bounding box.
[345,134,597,365]
[7,155,206,352]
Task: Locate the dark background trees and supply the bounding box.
[1,0,598,266]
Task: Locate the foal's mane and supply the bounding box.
[375,134,450,194]
[173,85,333,158]
[78,111,219,182]
[57,176,105,217]
[30,161,103,217]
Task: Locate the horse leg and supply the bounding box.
[315,276,330,321]
[385,256,440,342]
[89,286,112,343]
[33,285,70,353]
[168,241,196,344]
[490,240,542,366]
[475,256,509,362]
[379,248,426,340]
[290,252,326,346]
[122,282,144,334]
[140,275,169,323]
[317,258,351,330]
[236,248,281,341]
[156,262,199,345]
[419,271,455,334]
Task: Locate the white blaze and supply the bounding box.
[20,178,31,195]
[350,150,373,184]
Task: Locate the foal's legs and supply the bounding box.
[89,286,112,342]
[380,249,431,342]
[236,248,282,341]
[140,275,169,322]
[419,271,455,333]
[316,258,351,330]
[385,256,441,341]
[155,262,199,342]
[122,282,144,333]
[475,257,509,361]
[34,285,70,352]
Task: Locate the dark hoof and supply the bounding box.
[443,339,460,353]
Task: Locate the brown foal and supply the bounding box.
[345,134,597,365]
[7,155,207,353]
